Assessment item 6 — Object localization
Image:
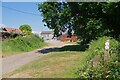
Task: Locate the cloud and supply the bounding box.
[0,24,6,28]
[32,31,40,34]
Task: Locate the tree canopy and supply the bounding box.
[38,2,120,43]
[19,24,32,35]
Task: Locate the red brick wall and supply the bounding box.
[60,36,77,42]
[60,36,67,42]
[71,36,77,42]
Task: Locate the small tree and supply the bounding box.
[19,24,32,35]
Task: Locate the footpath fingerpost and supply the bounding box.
[103,40,110,78]
[104,40,110,63]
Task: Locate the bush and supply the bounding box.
[19,24,32,35]
[78,62,120,79]
[2,35,46,57]
[86,36,119,61]
[77,36,120,79]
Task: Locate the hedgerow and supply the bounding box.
[2,34,46,57]
[77,36,120,79]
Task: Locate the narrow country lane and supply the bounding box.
[2,40,67,75]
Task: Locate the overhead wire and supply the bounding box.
[1,5,40,16]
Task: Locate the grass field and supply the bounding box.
[3,51,87,78]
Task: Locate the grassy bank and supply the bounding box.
[3,51,87,78]
[77,36,120,79]
[2,35,47,57]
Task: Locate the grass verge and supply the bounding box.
[3,51,87,78]
[2,35,47,57]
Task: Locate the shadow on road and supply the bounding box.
[36,44,89,54]
[36,47,59,54]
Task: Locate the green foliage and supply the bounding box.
[78,62,120,79]
[38,2,120,43]
[87,36,119,60]
[77,36,120,79]
[19,24,32,35]
[2,35,46,57]
[38,2,72,37]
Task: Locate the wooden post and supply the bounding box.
[104,40,110,64]
[103,40,110,78]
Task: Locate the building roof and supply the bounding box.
[60,33,68,36]
[41,31,53,35]
[3,27,22,34]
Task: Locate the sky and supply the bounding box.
[2,2,50,33]
[1,0,46,2]
[0,2,2,25]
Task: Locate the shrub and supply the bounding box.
[77,36,120,79]
[2,35,46,57]
[78,62,120,79]
[86,36,119,61]
[19,24,32,35]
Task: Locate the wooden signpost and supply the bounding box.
[103,40,110,78]
[104,40,110,64]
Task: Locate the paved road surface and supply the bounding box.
[2,40,67,75]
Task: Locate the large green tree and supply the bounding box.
[38,2,120,43]
[19,24,32,35]
[38,2,71,37]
